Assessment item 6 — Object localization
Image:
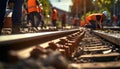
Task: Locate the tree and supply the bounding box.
[70,0,94,19]
[97,0,120,18]
[39,0,51,17]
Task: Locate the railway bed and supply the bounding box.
[0,28,120,69]
[71,29,120,69]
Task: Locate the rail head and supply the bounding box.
[93,30,120,46]
[0,29,80,50]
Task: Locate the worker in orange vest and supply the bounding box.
[112,15,118,26]
[72,17,79,28]
[85,11,108,30]
[37,4,45,29]
[27,0,42,31]
[51,7,58,28]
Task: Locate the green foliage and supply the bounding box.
[39,0,51,17]
[97,0,112,12]
[71,0,120,20]
[81,12,92,20]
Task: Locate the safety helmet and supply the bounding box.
[103,11,108,16]
[113,14,116,17]
[39,3,42,6]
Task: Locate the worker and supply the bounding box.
[0,0,24,34]
[61,13,66,28]
[51,7,58,28]
[27,0,42,32]
[72,17,79,28]
[36,3,45,29]
[85,11,108,30]
[3,1,14,28]
[112,14,118,26]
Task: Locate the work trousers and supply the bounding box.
[28,12,42,28]
[52,20,57,27]
[86,20,100,30]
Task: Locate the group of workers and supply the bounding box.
[0,0,119,35]
[51,8,67,29]
[0,0,60,35]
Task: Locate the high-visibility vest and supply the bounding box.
[113,15,118,23]
[27,0,38,13]
[86,13,103,24]
[73,18,78,24]
[80,20,86,27]
[37,6,42,13]
[61,14,66,21]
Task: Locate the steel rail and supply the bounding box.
[0,29,80,62]
[0,29,79,50]
[104,26,120,30]
[93,30,120,46]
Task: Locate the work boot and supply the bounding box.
[31,27,38,32]
[12,25,21,34]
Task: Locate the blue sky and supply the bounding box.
[49,0,72,12]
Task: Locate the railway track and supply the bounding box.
[0,28,120,69]
[70,29,120,69]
